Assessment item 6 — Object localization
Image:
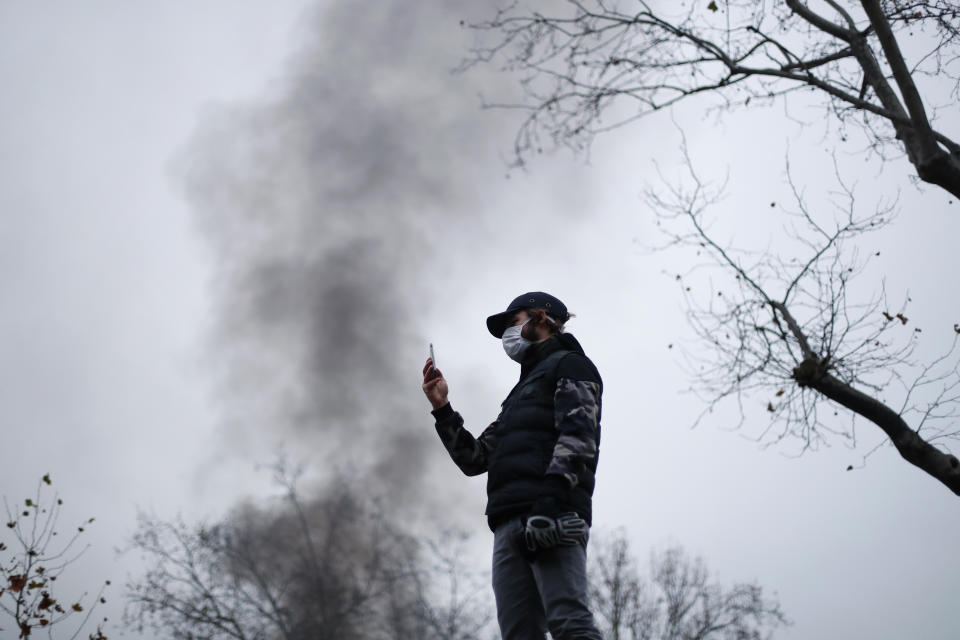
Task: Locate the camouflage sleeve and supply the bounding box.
[546,378,601,488]
[433,403,498,477]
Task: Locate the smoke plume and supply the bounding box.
[179,1,515,508]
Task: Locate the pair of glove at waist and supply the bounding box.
[523,489,587,552]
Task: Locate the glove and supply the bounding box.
[555,512,588,545]
[524,515,561,551]
[523,512,588,552]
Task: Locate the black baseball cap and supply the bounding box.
[486,292,570,338]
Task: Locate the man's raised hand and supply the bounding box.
[422,358,449,410]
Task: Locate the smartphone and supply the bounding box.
[429,343,438,379]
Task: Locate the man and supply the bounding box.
[421,292,603,640]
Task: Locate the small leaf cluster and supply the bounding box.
[0,475,110,639]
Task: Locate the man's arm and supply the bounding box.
[545,355,602,489]
[432,403,498,477]
[422,357,497,476]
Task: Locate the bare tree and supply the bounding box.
[589,531,788,640]
[124,466,494,640]
[588,532,652,639]
[462,0,960,197]
[407,529,494,640]
[651,136,960,493]
[464,1,960,496]
[1,475,110,640]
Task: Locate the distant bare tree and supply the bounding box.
[407,529,494,640]
[588,532,652,639]
[0,475,110,640]
[463,0,960,197]
[652,136,960,494]
[589,531,788,640]
[124,465,494,640]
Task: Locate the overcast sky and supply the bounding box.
[1,2,959,639]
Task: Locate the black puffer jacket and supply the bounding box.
[432,334,602,531]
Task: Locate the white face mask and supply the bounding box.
[501,318,532,362]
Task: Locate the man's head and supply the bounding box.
[499,308,563,344]
[486,292,572,340]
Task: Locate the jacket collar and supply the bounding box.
[518,333,585,380]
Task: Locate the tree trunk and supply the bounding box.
[912,149,960,200]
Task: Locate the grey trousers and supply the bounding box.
[491,517,603,640]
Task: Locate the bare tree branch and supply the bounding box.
[650,141,960,495]
[463,0,960,196]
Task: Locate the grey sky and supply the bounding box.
[1,2,958,639]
